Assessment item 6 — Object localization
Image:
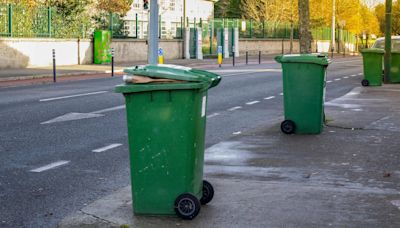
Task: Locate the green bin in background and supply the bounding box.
[115,64,221,220]
[360,48,385,86]
[94,30,111,64]
[275,54,330,135]
[390,51,400,83]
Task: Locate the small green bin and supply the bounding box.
[360,48,385,86]
[275,54,330,134]
[390,51,400,83]
[115,64,221,220]
[93,30,111,64]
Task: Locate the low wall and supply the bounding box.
[0,38,92,69]
[0,37,357,69]
[111,39,183,63]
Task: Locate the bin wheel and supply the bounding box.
[361,79,369,87]
[281,120,296,134]
[174,193,201,220]
[200,180,214,205]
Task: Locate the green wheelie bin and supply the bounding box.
[390,51,400,83]
[275,54,330,134]
[115,64,221,220]
[93,30,111,64]
[360,48,385,86]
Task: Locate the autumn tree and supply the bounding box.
[298,0,312,53]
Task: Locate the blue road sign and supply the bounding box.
[217,46,222,54]
[158,48,164,56]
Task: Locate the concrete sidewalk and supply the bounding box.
[58,85,400,228]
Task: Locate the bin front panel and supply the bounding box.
[124,88,206,215]
[362,52,383,86]
[390,52,400,83]
[282,63,326,134]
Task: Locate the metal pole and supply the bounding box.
[48,7,52,37]
[246,51,248,65]
[148,0,159,64]
[111,48,114,77]
[331,0,336,58]
[384,0,392,83]
[8,4,12,37]
[135,13,138,38]
[259,51,261,64]
[158,15,161,39]
[52,49,56,83]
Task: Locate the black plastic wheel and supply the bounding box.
[361,79,369,87]
[281,120,296,134]
[200,180,214,205]
[174,193,201,220]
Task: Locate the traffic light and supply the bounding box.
[143,0,149,10]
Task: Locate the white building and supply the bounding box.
[123,0,217,39]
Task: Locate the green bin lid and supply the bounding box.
[274,54,330,66]
[123,64,219,84]
[360,48,385,54]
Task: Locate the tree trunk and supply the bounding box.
[298,0,311,54]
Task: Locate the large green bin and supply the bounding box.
[93,30,111,64]
[115,64,221,220]
[360,48,385,86]
[275,54,330,134]
[390,51,400,83]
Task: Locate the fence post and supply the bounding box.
[159,15,161,39]
[135,13,138,38]
[48,7,52,38]
[250,20,253,38]
[8,4,12,37]
[109,12,113,35]
[262,20,265,38]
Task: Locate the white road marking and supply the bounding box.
[207,113,220,118]
[92,143,122,153]
[232,131,242,135]
[92,105,125,114]
[351,74,357,77]
[228,106,242,111]
[327,80,333,83]
[334,78,341,81]
[343,76,349,79]
[246,100,260,105]
[39,91,108,102]
[30,160,70,172]
[264,96,275,100]
[358,73,363,75]
[41,105,125,124]
[279,93,283,96]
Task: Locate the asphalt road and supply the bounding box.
[0,56,364,227]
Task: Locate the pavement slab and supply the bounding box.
[58,84,400,227]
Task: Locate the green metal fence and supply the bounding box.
[0,4,90,38]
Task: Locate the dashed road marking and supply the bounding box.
[207,113,220,118]
[39,91,108,102]
[30,160,70,172]
[264,96,275,100]
[334,78,341,81]
[92,143,122,153]
[246,101,260,105]
[232,131,242,135]
[351,74,357,77]
[228,106,242,111]
[343,76,349,79]
[327,80,333,83]
[279,93,283,96]
[358,73,363,75]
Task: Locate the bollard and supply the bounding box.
[217,45,223,67]
[246,51,248,65]
[259,51,261,64]
[111,48,115,77]
[232,51,235,66]
[52,49,56,83]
